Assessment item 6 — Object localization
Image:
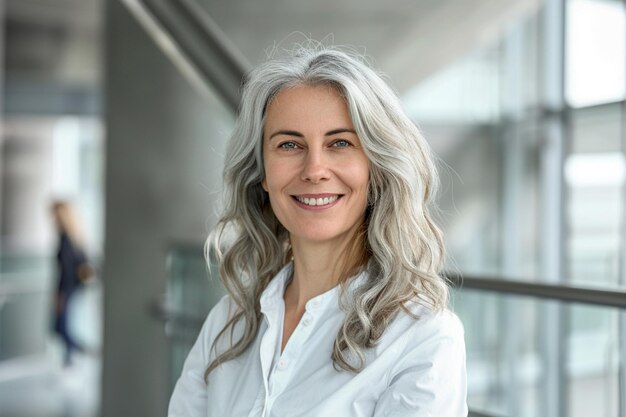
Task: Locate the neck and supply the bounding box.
[284,232,365,313]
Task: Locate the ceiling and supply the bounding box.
[197,0,541,92]
[5,0,101,83]
[5,0,100,32]
[4,0,540,94]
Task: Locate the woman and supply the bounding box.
[51,200,91,366]
[169,45,467,417]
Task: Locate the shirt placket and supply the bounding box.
[262,297,324,417]
[257,305,281,417]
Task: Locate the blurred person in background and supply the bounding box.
[51,200,93,367]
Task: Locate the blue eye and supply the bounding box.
[332,139,351,148]
[279,141,299,150]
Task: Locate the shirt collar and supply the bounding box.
[259,261,368,315]
[259,262,293,312]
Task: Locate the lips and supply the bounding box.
[291,194,343,207]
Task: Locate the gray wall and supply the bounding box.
[0,121,54,251]
[103,2,233,415]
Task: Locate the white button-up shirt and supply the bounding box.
[169,263,468,417]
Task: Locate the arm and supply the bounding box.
[373,311,468,417]
[58,236,75,293]
[168,295,230,417]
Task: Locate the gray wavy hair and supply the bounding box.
[204,44,448,380]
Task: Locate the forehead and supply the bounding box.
[263,84,352,131]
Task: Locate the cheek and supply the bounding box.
[261,152,278,192]
[263,158,295,190]
[262,162,278,192]
[350,159,370,194]
[353,166,371,211]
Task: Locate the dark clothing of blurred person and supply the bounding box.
[51,201,91,366]
[54,231,86,365]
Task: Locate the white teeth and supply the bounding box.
[296,195,339,206]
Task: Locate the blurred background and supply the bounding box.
[0,0,624,416]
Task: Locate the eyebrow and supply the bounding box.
[268,128,357,140]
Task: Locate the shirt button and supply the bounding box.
[311,299,320,309]
[302,317,312,326]
[277,359,288,370]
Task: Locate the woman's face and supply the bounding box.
[262,84,369,246]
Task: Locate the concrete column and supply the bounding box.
[103,1,233,415]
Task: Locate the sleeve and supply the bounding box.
[373,311,468,417]
[168,295,230,417]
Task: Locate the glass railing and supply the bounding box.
[0,253,53,361]
[0,252,51,275]
[454,289,623,417]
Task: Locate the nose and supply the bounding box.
[300,148,331,183]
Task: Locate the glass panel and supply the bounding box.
[165,246,226,393]
[568,304,620,417]
[566,104,625,289]
[403,12,546,281]
[403,45,500,124]
[0,255,52,361]
[454,289,621,417]
[565,0,626,108]
[402,43,504,277]
[430,124,503,276]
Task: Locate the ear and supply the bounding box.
[261,177,268,192]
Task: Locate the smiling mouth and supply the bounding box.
[292,195,342,207]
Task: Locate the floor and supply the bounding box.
[0,351,100,417]
[0,284,102,417]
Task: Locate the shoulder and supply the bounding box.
[196,295,237,355]
[200,294,236,332]
[408,299,465,348]
[410,302,465,341]
[169,296,234,416]
[209,294,235,319]
[388,300,466,372]
[374,304,468,416]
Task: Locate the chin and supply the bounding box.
[290,227,352,244]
